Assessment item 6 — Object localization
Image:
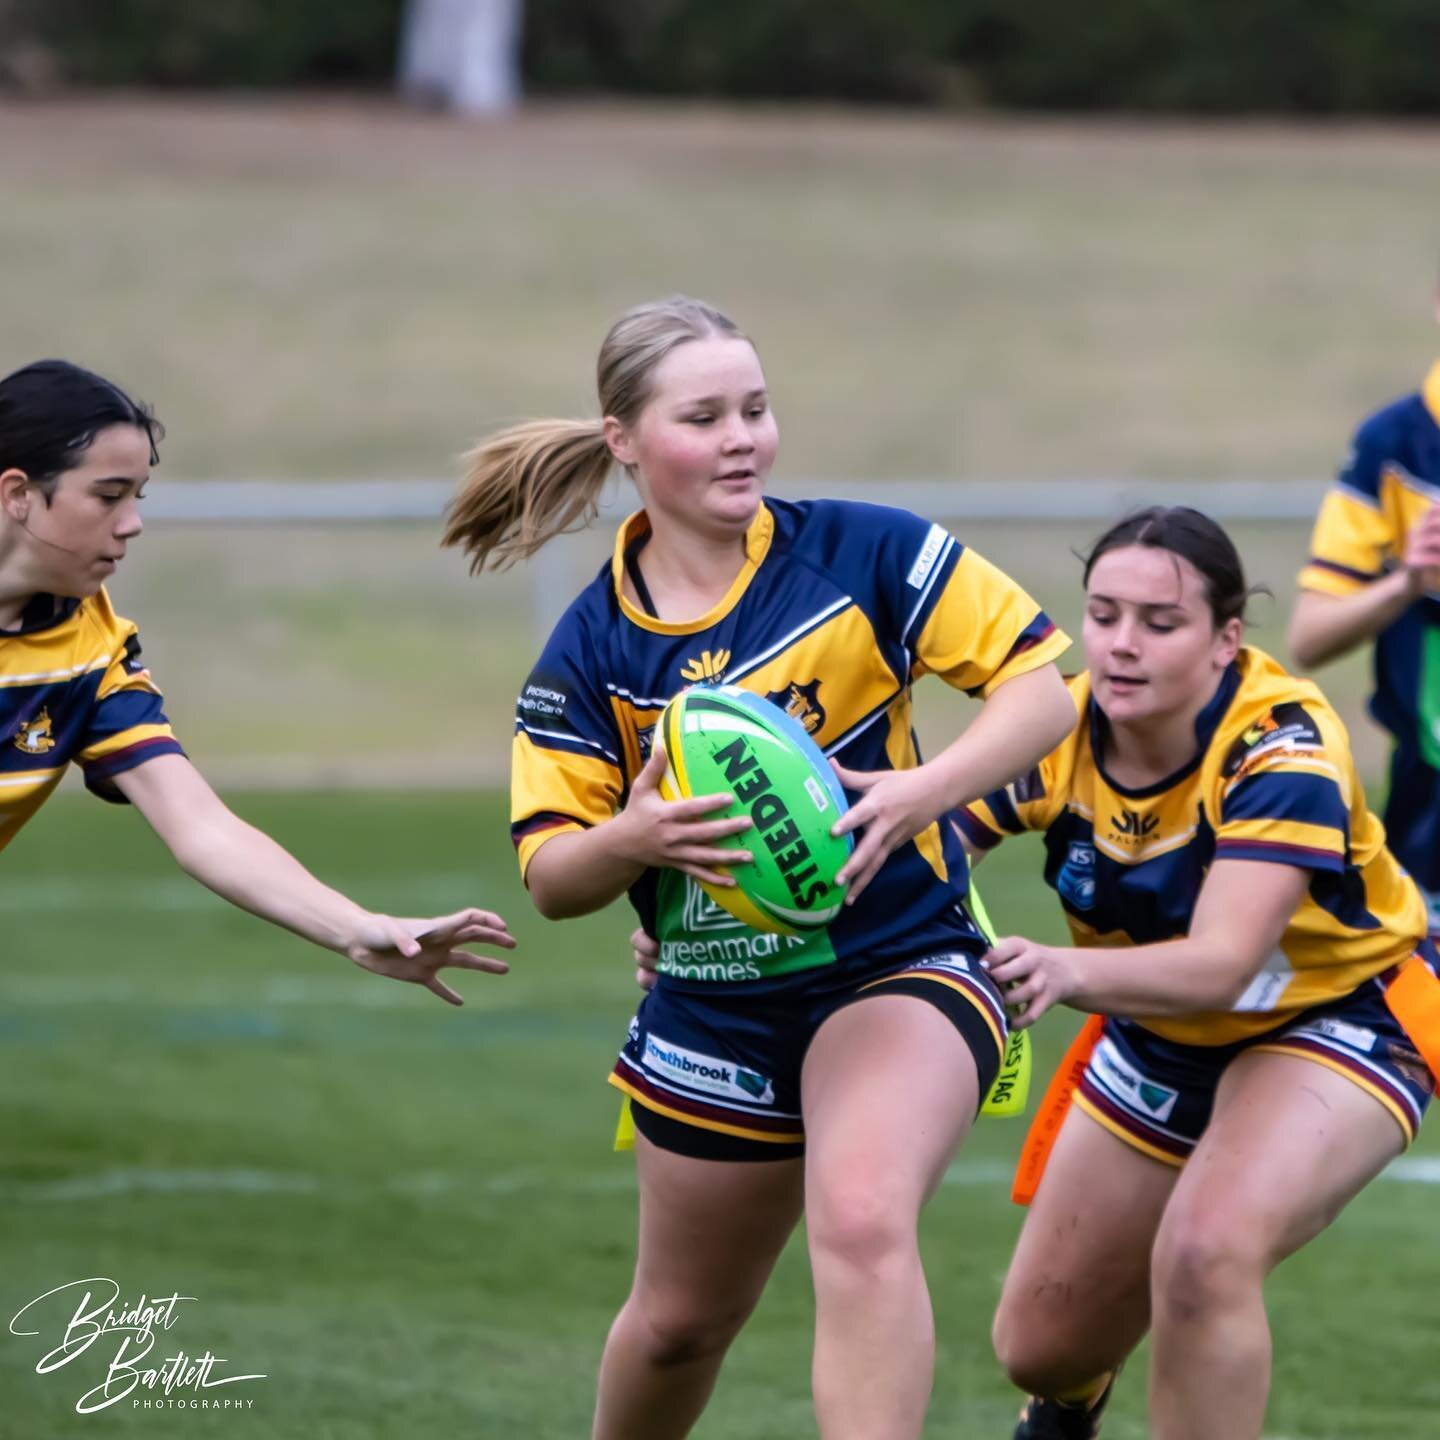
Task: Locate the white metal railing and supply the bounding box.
[141,476,1328,523]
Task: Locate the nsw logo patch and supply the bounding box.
[1057,840,1097,912]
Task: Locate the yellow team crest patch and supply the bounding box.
[680,649,731,683]
[13,708,56,754]
[764,679,826,735]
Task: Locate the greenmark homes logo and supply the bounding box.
[683,878,744,933]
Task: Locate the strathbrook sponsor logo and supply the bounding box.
[1094,1042,1179,1123]
[643,1036,775,1105]
[8,1278,266,1415]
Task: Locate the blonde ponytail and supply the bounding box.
[442,418,612,573]
[445,295,745,572]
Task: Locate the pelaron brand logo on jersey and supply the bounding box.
[13,708,56,754]
[680,649,731,683]
[1109,808,1159,842]
[764,679,825,735]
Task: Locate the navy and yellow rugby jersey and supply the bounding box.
[957,647,1427,1047]
[1298,360,1440,889]
[1,588,183,855]
[511,497,1070,991]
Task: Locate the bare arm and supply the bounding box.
[524,742,753,921]
[833,662,1074,899]
[1289,574,1421,670]
[115,754,514,1003]
[986,859,1309,1027]
[1289,506,1440,669]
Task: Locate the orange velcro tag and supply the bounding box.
[1383,956,1440,1084]
[1011,1014,1107,1207]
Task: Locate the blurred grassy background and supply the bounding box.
[4,97,1439,1438]
[2,98,1431,784]
[3,100,1438,483]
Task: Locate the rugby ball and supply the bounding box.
[657,685,853,935]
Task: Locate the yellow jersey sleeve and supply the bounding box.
[1298,420,1400,597]
[912,546,1070,698]
[1298,489,1395,597]
[1213,701,1349,873]
[75,612,185,801]
[510,638,625,882]
[954,683,1081,850]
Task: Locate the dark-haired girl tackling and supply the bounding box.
[961,508,1440,1440]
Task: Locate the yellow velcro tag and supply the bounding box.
[613,1096,636,1153]
[969,883,1032,1118]
[982,1026,1032,1117]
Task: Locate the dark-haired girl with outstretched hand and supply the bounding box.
[0,359,514,1000]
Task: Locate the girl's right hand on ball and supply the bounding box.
[613,742,753,888]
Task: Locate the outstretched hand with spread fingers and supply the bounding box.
[345,908,516,1006]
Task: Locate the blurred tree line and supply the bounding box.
[4,0,1438,112]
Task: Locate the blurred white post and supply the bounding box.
[398,0,522,116]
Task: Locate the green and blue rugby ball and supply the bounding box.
[658,684,853,935]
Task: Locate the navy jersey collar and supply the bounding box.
[1088,660,1242,800]
[0,593,81,637]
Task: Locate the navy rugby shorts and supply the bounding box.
[610,954,1008,1161]
[1075,976,1435,1165]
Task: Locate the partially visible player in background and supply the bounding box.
[1288,297,1440,939]
[445,295,1075,1440]
[956,508,1437,1440]
[0,359,514,1001]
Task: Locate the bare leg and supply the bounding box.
[1148,1051,1405,1440]
[593,1132,804,1440]
[801,994,982,1440]
[993,1106,1178,1395]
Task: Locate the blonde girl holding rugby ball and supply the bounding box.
[445,296,1075,1440]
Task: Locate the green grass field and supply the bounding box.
[4,790,1439,1439]
[3,97,1438,1436]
